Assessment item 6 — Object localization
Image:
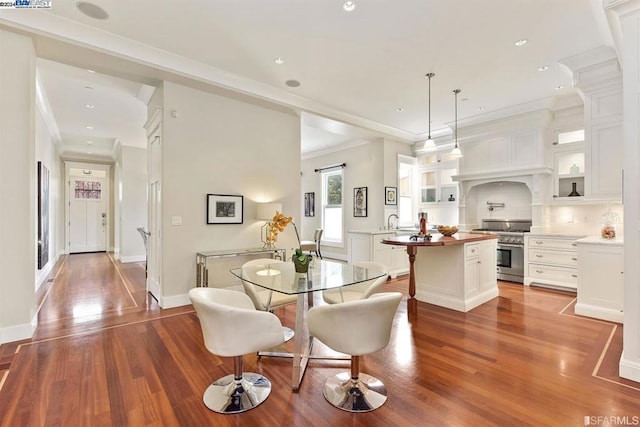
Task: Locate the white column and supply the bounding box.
[607,0,640,382]
[0,30,37,343]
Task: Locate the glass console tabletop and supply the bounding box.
[229,259,388,390]
[229,259,387,295]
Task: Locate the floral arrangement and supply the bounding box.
[267,211,294,246]
[268,211,311,271]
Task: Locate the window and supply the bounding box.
[398,155,416,227]
[322,169,343,244]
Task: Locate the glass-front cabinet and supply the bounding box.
[418,152,458,204]
[552,129,585,199]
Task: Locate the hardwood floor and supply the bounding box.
[1,253,639,426]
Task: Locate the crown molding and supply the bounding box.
[0,12,416,142]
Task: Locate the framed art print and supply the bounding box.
[207,194,243,224]
[385,186,397,205]
[304,192,315,217]
[353,187,367,217]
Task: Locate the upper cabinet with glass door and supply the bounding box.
[418,151,459,204]
[552,129,585,199]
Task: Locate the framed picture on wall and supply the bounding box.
[304,192,315,217]
[385,186,397,205]
[207,194,244,224]
[353,187,367,217]
[37,161,50,269]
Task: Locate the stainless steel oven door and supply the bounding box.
[497,243,524,283]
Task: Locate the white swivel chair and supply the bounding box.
[240,258,297,341]
[322,261,389,304]
[299,228,323,259]
[189,288,285,414]
[307,292,402,412]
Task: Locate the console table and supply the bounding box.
[196,247,286,287]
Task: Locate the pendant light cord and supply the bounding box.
[426,73,434,139]
[453,89,461,148]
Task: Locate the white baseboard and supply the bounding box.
[619,352,640,383]
[0,322,35,345]
[321,250,348,261]
[415,287,499,312]
[161,293,191,309]
[35,252,61,291]
[575,302,623,323]
[119,255,146,263]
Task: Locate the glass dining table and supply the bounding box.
[230,259,387,390]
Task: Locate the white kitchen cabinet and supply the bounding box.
[347,231,408,278]
[418,152,458,204]
[575,237,624,323]
[585,119,623,201]
[552,142,585,199]
[464,241,496,298]
[524,234,583,290]
[414,238,497,312]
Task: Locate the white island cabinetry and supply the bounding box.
[347,231,408,278]
[575,237,624,323]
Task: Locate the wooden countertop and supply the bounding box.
[381,232,497,247]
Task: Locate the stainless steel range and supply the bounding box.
[471,219,532,283]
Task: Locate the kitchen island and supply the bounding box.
[381,233,498,312]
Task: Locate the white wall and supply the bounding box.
[35,106,62,289]
[0,30,37,343]
[301,138,413,259]
[118,146,147,262]
[465,182,533,226]
[159,81,301,306]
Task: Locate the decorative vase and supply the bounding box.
[293,257,310,273]
[568,182,581,197]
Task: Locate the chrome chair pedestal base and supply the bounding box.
[283,326,295,342]
[203,373,271,414]
[323,372,388,412]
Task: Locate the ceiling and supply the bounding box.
[0,0,615,160]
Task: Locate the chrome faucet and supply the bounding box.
[387,214,399,230]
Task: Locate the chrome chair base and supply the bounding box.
[203,373,271,414]
[283,326,295,342]
[323,372,388,412]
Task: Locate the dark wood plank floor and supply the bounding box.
[1,253,639,426]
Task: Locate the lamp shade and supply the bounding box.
[257,203,282,220]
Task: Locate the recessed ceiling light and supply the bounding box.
[538,65,549,72]
[76,2,109,20]
[87,141,93,145]
[514,39,527,47]
[87,69,95,73]
[84,86,93,90]
[285,79,301,87]
[396,107,404,112]
[555,85,564,90]
[86,126,94,130]
[85,104,95,109]
[343,1,356,12]
[274,57,284,65]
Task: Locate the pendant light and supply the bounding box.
[422,73,436,151]
[450,89,463,159]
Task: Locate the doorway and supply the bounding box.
[65,162,111,254]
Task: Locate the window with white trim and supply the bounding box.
[321,169,343,244]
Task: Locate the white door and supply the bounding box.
[147,180,161,301]
[69,177,107,253]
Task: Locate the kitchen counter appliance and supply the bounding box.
[471,219,532,283]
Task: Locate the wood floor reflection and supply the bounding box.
[1,252,639,426]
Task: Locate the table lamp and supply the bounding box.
[257,202,282,248]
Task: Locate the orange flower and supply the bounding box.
[268,211,293,242]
